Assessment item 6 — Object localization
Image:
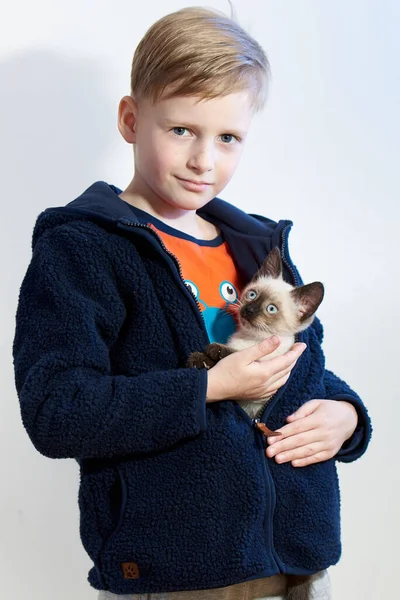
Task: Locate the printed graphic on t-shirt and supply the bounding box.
[184,278,239,343]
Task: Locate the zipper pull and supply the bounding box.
[254,420,282,439]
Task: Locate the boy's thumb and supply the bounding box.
[246,336,281,364]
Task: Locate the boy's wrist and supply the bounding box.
[205,369,224,403]
[339,401,359,441]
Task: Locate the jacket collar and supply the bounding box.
[35,181,293,283]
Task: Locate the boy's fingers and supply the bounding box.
[263,353,303,393]
[265,361,296,387]
[292,342,307,350]
[263,344,307,376]
[286,399,321,422]
[265,373,290,394]
[243,336,281,365]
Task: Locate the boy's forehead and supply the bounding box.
[143,91,254,131]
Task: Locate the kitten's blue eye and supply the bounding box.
[184,280,199,299]
[220,281,238,303]
[266,304,278,314]
[247,290,257,300]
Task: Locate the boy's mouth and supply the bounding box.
[175,177,213,192]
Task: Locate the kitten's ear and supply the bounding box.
[291,282,324,322]
[252,247,283,282]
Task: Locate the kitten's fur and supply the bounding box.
[188,247,324,420]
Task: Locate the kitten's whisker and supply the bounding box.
[219,310,233,320]
[225,303,240,313]
[228,305,240,314]
[232,300,244,310]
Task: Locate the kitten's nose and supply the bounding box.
[241,303,257,320]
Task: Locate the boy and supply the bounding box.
[13,6,371,600]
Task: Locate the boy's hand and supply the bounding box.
[205,336,307,403]
[265,399,358,467]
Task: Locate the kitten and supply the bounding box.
[187,247,324,423]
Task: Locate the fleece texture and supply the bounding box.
[13,182,371,594]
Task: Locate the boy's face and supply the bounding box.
[121,89,254,212]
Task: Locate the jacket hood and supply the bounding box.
[32,181,291,250]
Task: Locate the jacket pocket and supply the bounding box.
[271,458,341,569]
[78,460,127,564]
[100,465,127,548]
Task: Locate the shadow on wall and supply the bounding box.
[0,49,117,599]
[1,48,117,399]
[0,49,115,225]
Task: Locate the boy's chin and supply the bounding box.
[165,189,216,210]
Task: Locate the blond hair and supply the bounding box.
[130,6,270,112]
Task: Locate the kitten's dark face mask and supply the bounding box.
[240,288,282,328]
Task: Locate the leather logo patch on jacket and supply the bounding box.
[121,562,140,579]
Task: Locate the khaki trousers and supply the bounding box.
[97,569,331,600]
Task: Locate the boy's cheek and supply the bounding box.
[216,166,238,193]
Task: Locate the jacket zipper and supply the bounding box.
[120,217,298,574]
[281,224,299,286]
[253,417,281,572]
[122,218,284,570]
[250,230,302,573]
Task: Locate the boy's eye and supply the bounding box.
[247,290,257,300]
[266,304,278,314]
[220,134,237,144]
[172,128,239,143]
[173,127,189,136]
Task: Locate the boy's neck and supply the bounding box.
[119,179,219,241]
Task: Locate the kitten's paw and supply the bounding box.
[205,343,233,362]
[187,352,216,369]
[187,344,233,369]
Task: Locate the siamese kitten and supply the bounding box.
[187,247,324,422]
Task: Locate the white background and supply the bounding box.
[1,0,398,598]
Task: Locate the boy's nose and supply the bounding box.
[187,148,214,174]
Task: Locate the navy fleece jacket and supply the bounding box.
[13,182,371,594]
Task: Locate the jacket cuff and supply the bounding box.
[197,368,208,430]
[330,394,372,462]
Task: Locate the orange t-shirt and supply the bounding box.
[147,221,242,344]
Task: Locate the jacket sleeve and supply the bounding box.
[311,317,372,462]
[13,223,208,461]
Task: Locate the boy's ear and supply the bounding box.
[118,96,138,144]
